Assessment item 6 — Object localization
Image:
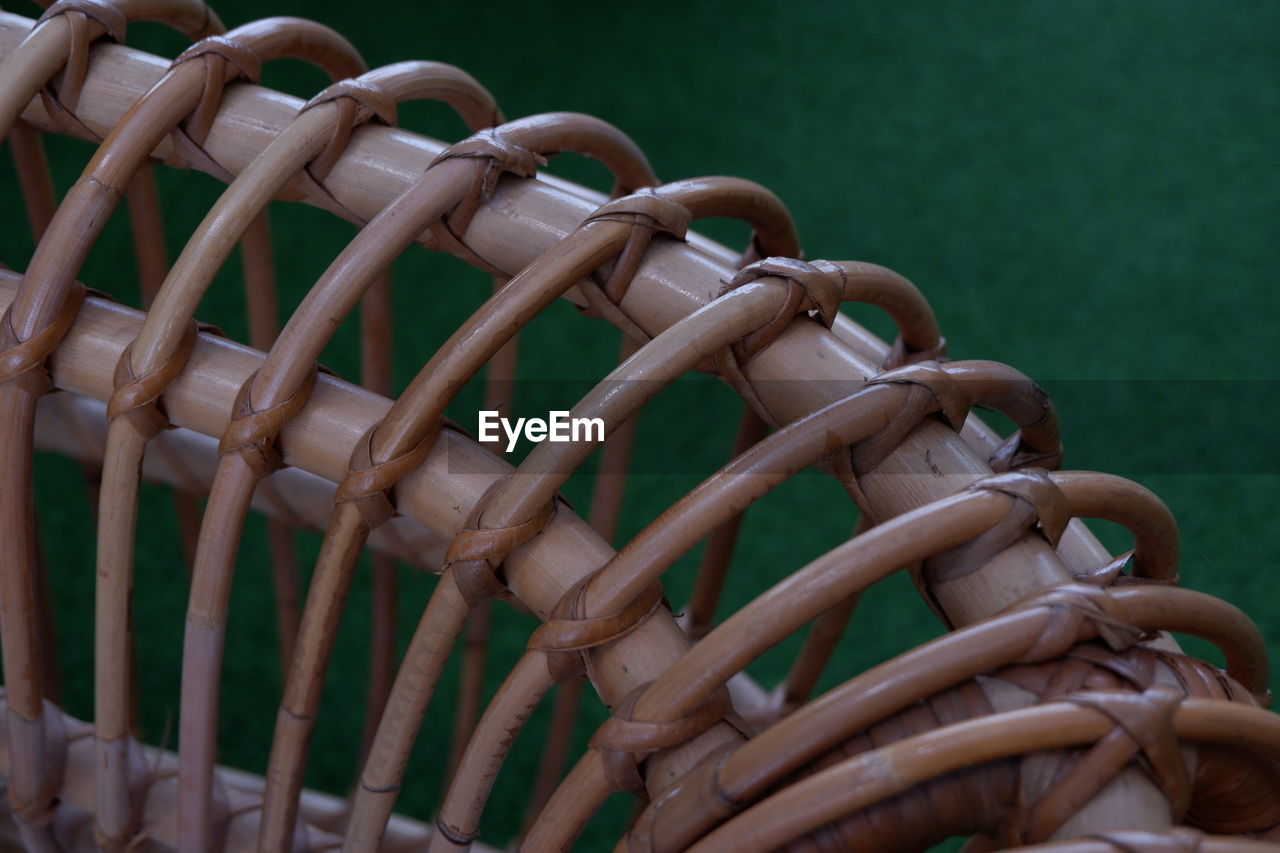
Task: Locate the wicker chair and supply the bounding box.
[1,2,1277,851]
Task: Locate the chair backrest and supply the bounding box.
[0,4,1276,851]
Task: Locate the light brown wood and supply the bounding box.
[2,8,1274,851]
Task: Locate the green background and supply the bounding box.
[2,0,1277,848]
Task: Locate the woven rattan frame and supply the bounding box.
[1,3,1277,851]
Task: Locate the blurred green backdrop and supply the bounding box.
[2,0,1277,848]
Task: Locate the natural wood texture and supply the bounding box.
[2,7,1276,851]
[33,391,448,569]
[0,694,499,853]
[0,9,1115,599]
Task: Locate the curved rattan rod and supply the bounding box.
[7,120,69,710]
[444,131,664,780]
[0,0,221,485]
[625,583,1265,851]
[458,335,647,801]
[0,1,220,141]
[2,0,223,683]
[424,262,947,847]
[0,18,365,852]
[267,173,698,847]
[358,263,403,767]
[522,472,1183,846]
[13,20,366,850]
[0,264,608,608]
[82,55,497,850]
[0,18,1141,737]
[123,165,209,574]
[348,65,504,787]
[2,13,1187,835]
[0,11,1121,597]
[176,112,654,851]
[336,180,812,850]
[443,354,1056,846]
[118,57,498,849]
[685,696,1280,852]
[1,0,226,755]
[0,261,754,812]
[7,124,56,234]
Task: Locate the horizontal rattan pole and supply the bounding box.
[0,11,1115,612]
[0,11,1153,823]
[0,268,738,789]
[4,14,1171,832]
[0,266,637,628]
[0,692,496,853]
[33,391,448,571]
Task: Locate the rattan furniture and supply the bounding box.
[0,2,1277,851]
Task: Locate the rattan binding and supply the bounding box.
[0,3,1276,852]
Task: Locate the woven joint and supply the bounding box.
[107,320,199,440]
[35,0,128,134]
[216,368,317,480]
[36,0,127,42]
[1021,685,1191,842]
[928,469,1071,584]
[0,283,87,397]
[849,360,970,473]
[706,257,848,426]
[300,78,399,186]
[443,475,559,608]
[166,36,263,178]
[1008,583,1147,662]
[590,682,736,793]
[425,129,546,274]
[171,35,263,87]
[581,188,693,239]
[622,743,741,853]
[719,256,846,363]
[333,420,444,530]
[576,188,694,341]
[527,575,666,682]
